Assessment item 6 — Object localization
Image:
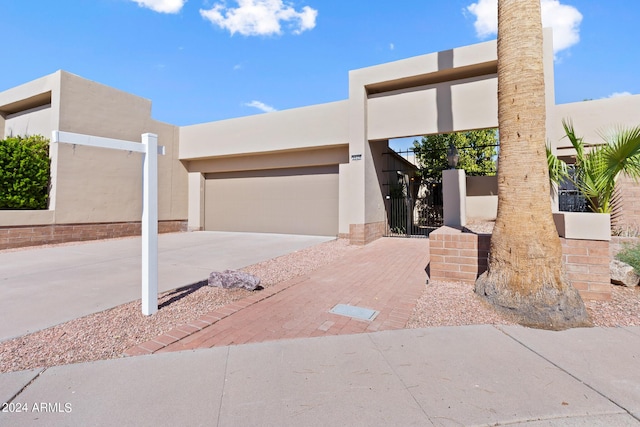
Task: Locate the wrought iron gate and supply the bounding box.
[385,181,443,237]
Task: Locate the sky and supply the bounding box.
[2,0,639,142]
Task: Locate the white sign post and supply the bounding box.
[51,131,165,315]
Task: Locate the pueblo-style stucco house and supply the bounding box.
[2,31,640,250]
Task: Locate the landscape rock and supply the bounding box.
[610,259,640,287]
[208,270,261,291]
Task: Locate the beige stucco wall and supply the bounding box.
[0,71,187,226]
[180,101,350,234]
[549,94,640,157]
[338,163,351,235]
[346,39,503,233]
[0,210,54,226]
[351,39,498,88]
[179,37,551,238]
[368,75,498,140]
[187,172,205,231]
[52,71,187,223]
[466,196,498,221]
[365,140,389,224]
[186,146,348,174]
[466,175,497,196]
[553,212,611,241]
[465,175,498,221]
[179,101,349,160]
[4,104,52,138]
[0,73,60,141]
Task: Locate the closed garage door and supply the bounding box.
[204,165,338,236]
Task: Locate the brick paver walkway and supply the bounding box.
[125,237,429,356]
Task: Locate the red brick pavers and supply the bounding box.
[125,237,429,356]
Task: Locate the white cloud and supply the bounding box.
[607,92,632,98]
[200,0,317,36]
[245,100,277,112]
[466,0,496,39]
[465,0,583,53]
[131,0,186,13]
[389,43,395,51]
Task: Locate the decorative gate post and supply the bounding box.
[442,168,467,228]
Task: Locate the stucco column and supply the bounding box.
[442,168,467,228]
[347,73,367,227]
[344,72,369,244]
[187,172,205,231]
[338,163,351,237]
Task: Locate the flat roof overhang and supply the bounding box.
[365,61,498,96]
[0,91,52,116]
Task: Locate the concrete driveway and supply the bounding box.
[0,231,335,342]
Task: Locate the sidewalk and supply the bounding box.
[2,325,639,426]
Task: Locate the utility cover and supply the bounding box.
[330,304,379,321]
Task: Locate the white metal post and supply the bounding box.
[52,130,164,316]
[141,133,159,316]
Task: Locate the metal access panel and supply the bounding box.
[330,304,379,321]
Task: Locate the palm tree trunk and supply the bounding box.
[474,0,590,329]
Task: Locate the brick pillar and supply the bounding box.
[428,226,489,282]
[349,222,386,245]
[561,238,611,301]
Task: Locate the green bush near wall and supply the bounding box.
[616,243,640,274]
[0,135,50,209]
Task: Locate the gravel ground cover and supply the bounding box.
[0,239,357,373]
[1,236,638,374]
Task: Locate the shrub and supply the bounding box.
[0,135,50,209]
[616,243,640,274]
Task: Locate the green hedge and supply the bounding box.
[0,135,50,209]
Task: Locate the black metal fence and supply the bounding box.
[556,166,590,213]
[558,190,589,212]
[385,182,443,238]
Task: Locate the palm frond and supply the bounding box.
[546,143,568,185]
[562,119,584,161]
[553,120,640,214]
[601,124,640,182]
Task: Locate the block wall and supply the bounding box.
[560,238,611,301]
[428,226,611,301]
[428,227,490,283]
[0,220,187,250]
[614,175,640,233]
[349,221,386,245]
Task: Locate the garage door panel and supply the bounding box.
[205,166,338,236]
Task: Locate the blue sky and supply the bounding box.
[2,0,638,136]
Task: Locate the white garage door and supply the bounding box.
[204,166,338,236]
